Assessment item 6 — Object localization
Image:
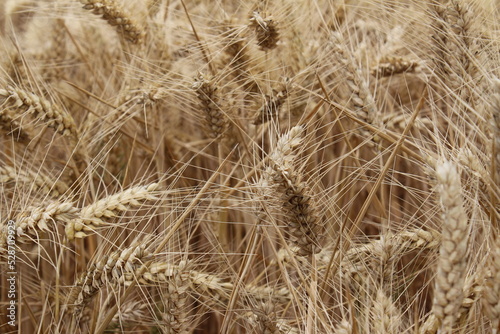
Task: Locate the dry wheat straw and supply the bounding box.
[79,0,144,44]
[431,160,469,333]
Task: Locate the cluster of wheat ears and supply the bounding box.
[0,0,498,333]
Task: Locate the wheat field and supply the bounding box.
[0,0,499,333]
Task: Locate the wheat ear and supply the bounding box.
[482,237,500,333]
[122,261,233,302]
[65,183,159,240]
[15,202,77,241]
[371,289,402,333]
[371,56,419,77]
[0,106,33,143]
[0,86,79,139]
[329,32,379,140]
[67,243,151,317]
[490,79,500,187]
[192,73,229,139]
[249,11,279,51]
[432,160,469,333]
[253,80,290,125]
[79,0,144,44]
[333,319,352,334]
[262,126,322,255]
[0,165,69,197]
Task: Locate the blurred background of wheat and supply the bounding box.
[0,0,498,333]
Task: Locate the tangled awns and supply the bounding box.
[0,0,499,333]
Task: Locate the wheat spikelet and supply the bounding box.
[0,106,33,142]
[79,0,144,44]
[420,274,483,334]
[443,0,476,97]
[15,202,77,240]
[431,160,469,333]
[249,11,279,51]
[254,301,281,334]
[333,319,352,334]
[109,300,149,329]
[0,201,76,257]
[221,22,251,74]
[245,285,292,305]
[65,183,159,240]
[245,300,298,334]
[0,86,79,139]
[428,0,449,77]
